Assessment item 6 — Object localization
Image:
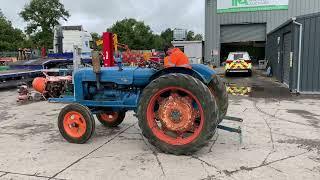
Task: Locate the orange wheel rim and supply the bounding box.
[146,87,204,146]
[63,111,87,138]
[100,112,119,123]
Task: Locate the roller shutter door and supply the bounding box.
[220,24,266,43]
[282,33,292,86]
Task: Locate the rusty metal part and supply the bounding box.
[157,94,197,132]
[32,77,47,93]
[32,73,72,98]
[17,85,31,102]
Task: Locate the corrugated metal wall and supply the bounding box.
[266,13,320,93]
[205,0,320,65]
[298,14,320,93]
[266,23,293,86]
[282,32,292,86]
[220,24,266,43]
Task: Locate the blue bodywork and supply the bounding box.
[49,64,216,112]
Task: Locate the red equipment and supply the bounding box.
[41,47,46,58]
[32,72,72,98]
[102,32,115,67]
[17,85,32,102]
[100,32,146,67]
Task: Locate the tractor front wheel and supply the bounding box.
[138,74,218,155]
[96,111,126,127]
[58,104,95,144]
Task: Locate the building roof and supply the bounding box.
[268,12,320,35]
[172,41,203,44]
[62,26,83,31]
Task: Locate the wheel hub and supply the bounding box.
[63,111,87,138]
[171,110,181,122]
[70,122,78,128]
[100,112,118,122]
[158,94,197,132]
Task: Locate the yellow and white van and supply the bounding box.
[225,52,252,76]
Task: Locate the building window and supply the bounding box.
[176,46,185,52]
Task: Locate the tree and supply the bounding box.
[107,18,155,50]
[20,0,70,48]
[90,32,102,51]
[187,31,195,41]
[106,18,202,50]
[193,34,203,41]
[186,31,203,41]
[152,34,164,50]
[160,28,173,46]
[0,9,27,51]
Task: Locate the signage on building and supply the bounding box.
[217,0,289,13]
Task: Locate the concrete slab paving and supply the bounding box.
[0,173,6,178]
[0,174,49,180]
[0,72,319,180]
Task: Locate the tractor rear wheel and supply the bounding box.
[208,75,229,124]
[96,111,126,127]
[58,103,95,144]
[138,74,218,155]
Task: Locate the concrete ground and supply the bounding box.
[0,71,319,180]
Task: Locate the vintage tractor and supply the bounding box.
[46,33,232,155]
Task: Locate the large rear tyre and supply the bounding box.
[96,111,126,127]
[208,75,229,124]
[138,74,218,155]
[58,104,95,144]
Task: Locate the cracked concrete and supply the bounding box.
[140,133,166,177]
[0,72,319,180]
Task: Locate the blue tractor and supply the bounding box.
[50,56,229,155]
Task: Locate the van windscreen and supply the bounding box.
[234,54,244,60]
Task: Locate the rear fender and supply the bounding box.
[150,64,217,85]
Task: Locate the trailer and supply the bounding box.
[0,58,88,89]
[0,69,42,88]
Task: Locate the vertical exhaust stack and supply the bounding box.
[92,51,102,90]
[54,26,64,54]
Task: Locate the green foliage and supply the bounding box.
[90,32,102,51]
[0,9,29,51]
[107,20,203,51]
[153,34,165,50]
[107,19,204,50]
[160,28,173,46]
[20,0,70,48]
[187,31,203,41]
[107,18,155,50]
[193,34,203,41]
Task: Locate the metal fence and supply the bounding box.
[0,52,18,58]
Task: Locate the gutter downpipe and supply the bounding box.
[292,17,303,93]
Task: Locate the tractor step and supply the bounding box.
[217,115,243,134]
[217,116,243,144]
[217,125,241,134]
[223,116,243,122]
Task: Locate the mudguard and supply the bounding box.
[150,64,217,84]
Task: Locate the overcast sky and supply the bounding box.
[1,0,204,35]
